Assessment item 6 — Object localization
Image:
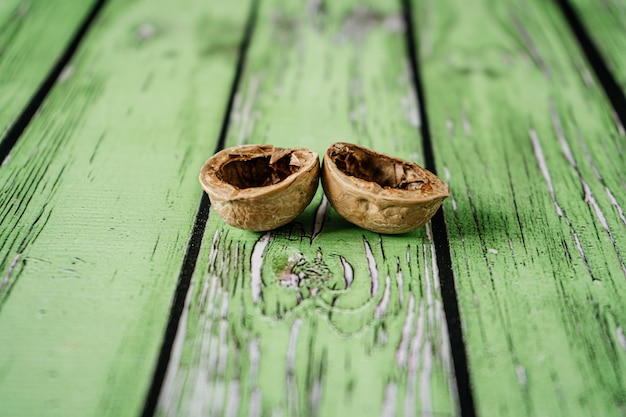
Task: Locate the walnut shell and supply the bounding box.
[321,142,449,234]
[199,145,320,232]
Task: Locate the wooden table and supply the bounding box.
[1,0,625,416]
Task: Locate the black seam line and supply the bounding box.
[0,0,108,164]
[401,1,477,416]
[555,0,626,129]
[139,1,259,416]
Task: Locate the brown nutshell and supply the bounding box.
[321,142,449,234]
[199,144,320,232]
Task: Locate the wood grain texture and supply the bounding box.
[156,1,459,416]
[412,0,626,415]
[0,0,250,416]
[0,0,96,140]
[568,0,626,97]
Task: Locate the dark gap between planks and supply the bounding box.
[0,0,108,165]
[139,1,259,416]
[401,0,478,416]
[556,0,626,129]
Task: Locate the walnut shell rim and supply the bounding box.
[321,142,449,234]
[199,144,320,232]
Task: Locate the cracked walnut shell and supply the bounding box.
[321,142,449,234]
[199,145,320,232]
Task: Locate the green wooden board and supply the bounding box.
[569,0,626,100]
[412,0,626,415]
[156,1,458,416]
[0,0,96,140]
[0,0,251,415]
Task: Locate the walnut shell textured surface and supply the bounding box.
[199,145,320,232]
[321,142,449,234]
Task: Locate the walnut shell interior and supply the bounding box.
[217,149,300,189]
[322,142,449,234]
[200,145,320,232]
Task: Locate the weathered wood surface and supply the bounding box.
[156,1,458,416]
[413,0,626,416]
[0,0,96,140]
[1,0,625,416]
[569,0,626,97]
[0,0,250,416]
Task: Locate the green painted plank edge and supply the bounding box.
[412,0,626,415]
[0,0,251,416]
[0,0,96,140]
[568,0,626,107]
[156,1,459,416]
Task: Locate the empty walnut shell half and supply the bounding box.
[199,144,320,232]
[321,142,449,234]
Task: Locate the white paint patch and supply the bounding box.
[409,301,425,373]
[396,293,416,367]
[606,187,626,227]
[425,224,440,293]
[384,14,405,33]
[581,181,626,276]
[380,383,398,417]
[462,111,472,136]
[582,180,610,233]
[613,112,626,137]
[136,23,157,40]
[249,338,260,383]
[363,238,379,296]
[310,378,322,415]
[1,253,21,292]
[198,281,210,312]
[311,196,328,242]
[446,118,454,138]
[617,327,626,351]
[224,381,240,417]
[516,365,528,386]
[209,230,221,272]
[251,233,271,303]
[404,301,425,417]
[233,242,240,269]
[396,260,404,306]
[57,65,75,82]
[249,389,262,417]
[419,339,433,417]
[374,275,392,319]
[340,256,353,288]
[550,102,577,168]
[217,302,230,377]
[530,129,563,216]
[306,0,323,16]
[286,319,303,372]
[571,231,589,272]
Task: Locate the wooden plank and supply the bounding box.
[156,1,459,416]
[411,0,626,415]
[567,0,626,102]
[0,0,96,140]
[0,0,251,416]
